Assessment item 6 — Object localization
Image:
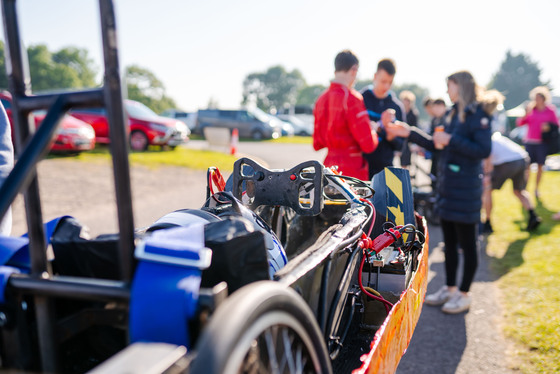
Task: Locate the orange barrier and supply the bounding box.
[354,225,429,374]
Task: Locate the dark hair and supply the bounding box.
[377,58,396,76]
[334,50,359,72]
[433,98,446,106]
[422,97,433,107]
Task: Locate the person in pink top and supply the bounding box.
[516,86,559,199]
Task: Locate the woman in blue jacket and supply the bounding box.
[387,71,503,314]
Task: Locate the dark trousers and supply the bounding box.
[440,219,478,292]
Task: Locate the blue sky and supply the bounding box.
[2,0,559,111]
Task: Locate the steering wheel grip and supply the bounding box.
[232,158,324,216]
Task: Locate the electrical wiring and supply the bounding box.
[379,222,426,253]
[360,198,376,238]
[358,250,393,315]
[357,219,427,316]
[364,286,381,297]
[321,172,378,249]
[323,173,375,200]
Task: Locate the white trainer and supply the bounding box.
[441,292,471,314]
[425,286,454,306]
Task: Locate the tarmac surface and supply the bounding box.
[396,225,515,374]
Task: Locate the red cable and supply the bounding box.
[358,246,393,315]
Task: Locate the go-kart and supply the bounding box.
[0,1,429,373]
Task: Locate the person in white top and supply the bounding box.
[0,101,14,235]
[482,132,541,232]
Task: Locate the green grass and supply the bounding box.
[264,135,312,144]
[486,171,560,373]
[70,145,238,171]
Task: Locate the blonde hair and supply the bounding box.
[399,90,416,104]
[447,70,504,122]
[529,86,551,105]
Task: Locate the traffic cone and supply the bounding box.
[230,128,239,155]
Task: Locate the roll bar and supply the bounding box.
[0,0,133,371]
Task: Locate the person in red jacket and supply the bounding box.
[313,50,378,180]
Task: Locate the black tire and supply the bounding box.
[251,129,264,141]
[190,281,332,374]
[129,130,149,151]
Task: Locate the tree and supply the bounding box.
[0,42,99,92]
[242,65,306,112]
[207,96,219,109]
[488,51,548,110]
[0,41,7,89]
[296,84,326,107]
[0,43,178,114]
[52,47,98,88]
[27,44,81,91]
[125,64,177,113]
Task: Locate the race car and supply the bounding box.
[0,1,428,372]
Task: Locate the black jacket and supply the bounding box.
[360,88,405,179]
[409,103,492,224]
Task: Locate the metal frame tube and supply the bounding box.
[99,0,135,281]
[0,0,134,371]
[9,274,130,302]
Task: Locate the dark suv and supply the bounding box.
[195,108,282,140]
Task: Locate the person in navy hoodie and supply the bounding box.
[386,71,504,314]
[361,58,405,179]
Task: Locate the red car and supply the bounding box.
[1,91,95,153]
[70,99,190,151]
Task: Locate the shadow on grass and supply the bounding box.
[488,198,556,278]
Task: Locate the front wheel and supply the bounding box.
[251,129,264,141]
[130,130,149,151]
[190,281,332,374]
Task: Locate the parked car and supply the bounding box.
[71,99,190,151]
[195,108,282,140]
[0,90,95,153]
[276,114,313,136]
[160,108,197,131]
[273,116,294,137]
[277,105,314,132]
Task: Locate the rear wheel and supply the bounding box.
[130,130,149,151]
[190,281,332,374]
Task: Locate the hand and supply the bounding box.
[381,109,396,128]
[385,121,411,140]
[433,131,451,148]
